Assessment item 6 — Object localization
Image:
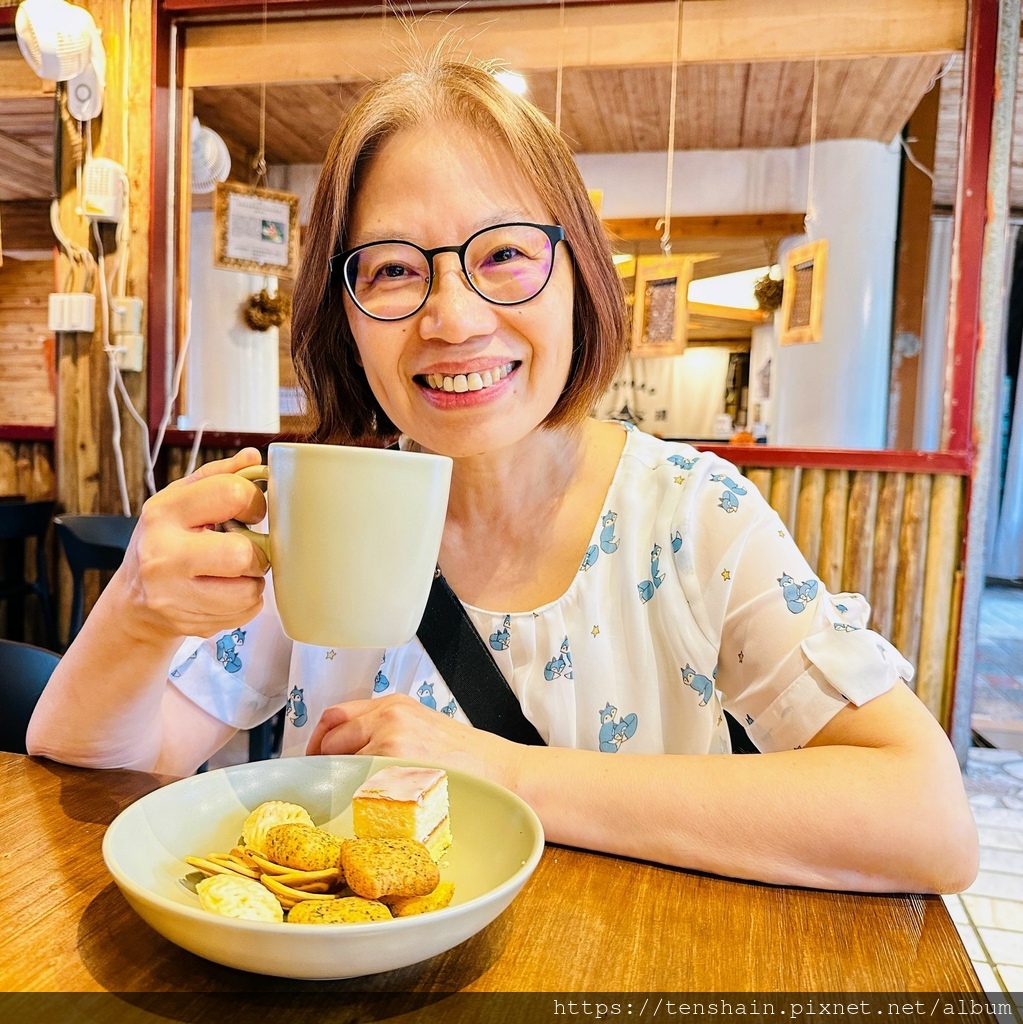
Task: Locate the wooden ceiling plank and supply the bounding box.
[871,57,946,144]
[741,62,784,149]
[183,0,966,89]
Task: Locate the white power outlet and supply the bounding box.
[114,333,144,372]
[111,296,144,335]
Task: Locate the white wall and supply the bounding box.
[579,140,901,449]
[182,211,281,434]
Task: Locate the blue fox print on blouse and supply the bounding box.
[440,699,457,717]
[373,656,390,693]
[637,542,665,604]
[489,615,512,651]
[215,629,246,674]
[667,454,700,472]
[580,510,621,572]
[598,702,638,752]
[286,685,308,728]
[671,529,683,553]
[417,681,437,709]
[712,473,747,514]
[778,573,819,614]
[833,622,860,632]
[544,636,574,681]
[599,510,620,553]
[681,663,715,706]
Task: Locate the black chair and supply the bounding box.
[53,514,138,648]
[0,500,57,650]
[0,638,60,754]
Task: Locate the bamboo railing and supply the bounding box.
[734,463,964,727]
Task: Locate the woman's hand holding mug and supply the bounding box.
[119,448,271,644]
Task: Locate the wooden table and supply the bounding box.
[0,753,995,1023]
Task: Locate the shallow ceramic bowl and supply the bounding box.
[102,755,544,980]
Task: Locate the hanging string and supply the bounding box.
[554,0,566,133]
[659,0,683,256]
[805,56,819,236]
[252,0,269,185]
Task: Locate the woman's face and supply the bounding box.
[343,121,575,458]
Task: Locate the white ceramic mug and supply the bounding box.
[228,442,452,648]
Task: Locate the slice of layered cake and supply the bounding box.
[352,766,451,861]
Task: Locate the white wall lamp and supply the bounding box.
[15,0,106,120]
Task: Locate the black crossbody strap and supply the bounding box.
[416,571,546,746]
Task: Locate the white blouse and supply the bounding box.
[169,424,912,757]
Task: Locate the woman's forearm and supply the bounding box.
[504,683,978,894]
[26,570,183,770]
[510,740,976,893]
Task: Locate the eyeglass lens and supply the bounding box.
[344,224,555,320]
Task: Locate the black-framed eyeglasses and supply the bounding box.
[328,222,566,322]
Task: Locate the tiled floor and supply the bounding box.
[953,585,1023,1014]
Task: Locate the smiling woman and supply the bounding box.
[28,49,979,897]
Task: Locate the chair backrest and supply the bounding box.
[53,514,138,573]
[0,639,60,754]
[0,500,55,543]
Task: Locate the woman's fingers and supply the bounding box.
[146,471,267,532]
[116,450,272,641]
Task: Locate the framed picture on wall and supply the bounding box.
[630,255,692,358]
[213,181,301,277]
[779,238,828,345]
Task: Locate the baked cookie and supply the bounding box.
[264,823,343,872]
[385,880,456,917]
[288,896,392,924]
[341,838,440,900]
[241,801,315,856]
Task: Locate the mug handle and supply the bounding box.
[218,465,271,563]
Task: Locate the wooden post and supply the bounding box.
[54,0,152,521]
[769,466,799,534]
[870,472,906,639]
[796,468,825,572]
[842,471,879,602]
[893,473,932,677]
[917,474,963,723]
[819,470,849,593]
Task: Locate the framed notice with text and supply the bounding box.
[630,255,692,358]
[213,181,300,277]
[779,239,827,345]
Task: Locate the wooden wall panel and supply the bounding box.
[0,258,55,426]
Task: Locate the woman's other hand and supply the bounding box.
[306,694,521,786]
[120,448,270,643]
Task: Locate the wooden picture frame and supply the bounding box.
[213,181,300,277]
[779,238,828,345]
[630,255,692,358]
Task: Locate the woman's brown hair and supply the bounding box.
[291,51,628,445]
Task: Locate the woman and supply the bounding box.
[28,54,978,894]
